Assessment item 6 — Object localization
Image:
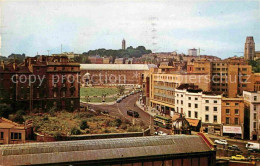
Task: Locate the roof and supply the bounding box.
[0,135,213,165]
[0,117,25,129]
[80,64,157,71]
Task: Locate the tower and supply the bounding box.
[122,39,126,50]
[244,36,255,60]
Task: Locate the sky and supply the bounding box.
[0,0,259,59]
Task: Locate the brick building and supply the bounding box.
[221,97,244,139]
[0,55,80,111]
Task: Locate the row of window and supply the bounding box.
[0,132,22,140]
[225,109,239,115]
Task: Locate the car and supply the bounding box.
[231,155,246,160]
[127,110,139,118]
[80,105,85,108]
[228,145,240,151]
[116,99,122,103]
[158,131,167,136]
[214,139,228,145]
[130,91,134,95]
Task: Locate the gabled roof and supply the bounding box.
[0,135,213,165]
[0,117,24,129]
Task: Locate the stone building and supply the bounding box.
[0,55,80,111]
[187,57,254,97]
[80,64,157,86]
[244,36,255,60]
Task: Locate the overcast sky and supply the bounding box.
[0,0,259,59]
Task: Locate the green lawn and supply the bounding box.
[81,97,118,103]
[80,87,119,97]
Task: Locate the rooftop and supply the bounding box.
[80,64,157,71]
[0,135,213,165]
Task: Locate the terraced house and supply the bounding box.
[0,55,80,112]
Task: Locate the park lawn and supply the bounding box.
[81,97,118,103]
[80,87,119,97]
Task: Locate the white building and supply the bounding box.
[175,88,222,125]
[243,91,260,140]
[188,48,198,56]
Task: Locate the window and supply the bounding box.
[254,105,257,111]
[11,132,22,140]
[0,132,3,139]
[226,103,230,106]
[226,109,230,114]
[214,115,217,123]
[195,104,198,108]
[205,106,209,111]
[235,118,239,125]
[195,98,198,101]
[188,97,191,100]
[62,67,65,70]
[254,96,257,101]
[205,115,209,121]
[177,100,179,104]
[254,122,257,129]
[226,117,230,124]
[235,103,239,106]
[188,111,191,117]
[181,95,183,97]
[206,100,209,103]
[254,113,257,120]
[54,91,57,98]
[214,100,217,103]
[195,112,198,118]
[235,109,239,115]
[181,100,183,105]
[214,107,217,111]
[188,103,191,107]
[54,67,56,70]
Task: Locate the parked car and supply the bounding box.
[157,131,167,136]
[246,142,260,152]
[231,155,245,160]
[116,99,122,103]
[130,91,134,95]
[214,139,228,145]
[127,110,139,118]
[228,145,240,151]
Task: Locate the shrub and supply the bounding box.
[49,106,56,116]
[53,131,62,141]
[120,123,127,130]
[13,114,24,124]
[80,120,89,130]
[71,127,81,135]
[0,104,12,118]
[43,115,49,121]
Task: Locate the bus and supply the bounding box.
[154,115,172,129]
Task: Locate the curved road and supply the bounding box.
[81,93,153,128]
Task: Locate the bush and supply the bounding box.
[80,120,89,130]
[49,106,56,116]
[13,114,24,124]
[71,127,81,135]
[0,104,12,118]
[43,115,49,121]
[120,123,127,130]
[53,131,62,141]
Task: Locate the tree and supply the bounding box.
[71,127,81,135]
[0,104,12,118]
[117,85,125,95]
[80,120,89,130]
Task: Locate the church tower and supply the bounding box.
[244,36,255,60]
[122,39,126,50]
